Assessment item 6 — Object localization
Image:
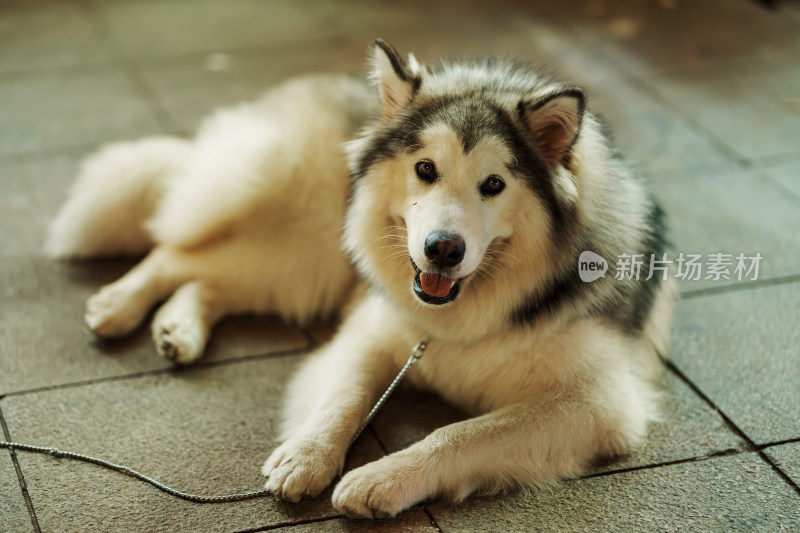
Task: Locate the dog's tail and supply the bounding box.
[44,137,191,258]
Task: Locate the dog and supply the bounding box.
[46,39,677,518]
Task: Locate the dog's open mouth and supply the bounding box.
[411,261,462,305]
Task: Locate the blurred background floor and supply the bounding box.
[1,0,799,531]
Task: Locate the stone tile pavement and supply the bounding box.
[1,0,799,531]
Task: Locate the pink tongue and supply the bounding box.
[420,273,454,298]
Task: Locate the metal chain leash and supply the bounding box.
[0,337,429,504]
[349,336,428,445]
[0,440,270,503]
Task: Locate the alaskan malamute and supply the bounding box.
[47,39,677,517]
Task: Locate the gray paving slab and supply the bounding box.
[139,45,366,133]
[580,74,739,176]
[331,1,607,79]
[672,283,800,445]
[98,0,597,65]
[95,0,345,59]
[0,1,112,74]
[1,356,384,533]
[763,161,800,201]
[0,153,84,256]
[427,453,800,533]
[647,57,800,160]
[565,0,799,76]
[370,371,744,477]
[509,18,621,87]
[0,257,308,395]
[286,509,436,532]
[782,2,800,26]
[0,65,162,157]
[650,167,800,290]
[765,442,800,487]
[757,151,800,168]
[0,450,32,533]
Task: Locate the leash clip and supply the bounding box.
[411,337,429,360]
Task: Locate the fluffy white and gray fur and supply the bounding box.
[46,39,677,518]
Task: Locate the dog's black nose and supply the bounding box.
[424,231,466,268]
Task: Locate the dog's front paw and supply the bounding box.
[332,455,426,519]
[262,438,343,503]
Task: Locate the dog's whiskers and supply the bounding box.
[381,250,411,264]
[370,227,408,247]
[382,225,408,233]
[486,243,519,264]
[475,264,496,281]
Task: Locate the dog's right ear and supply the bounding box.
[370,39,421,121]
[519,88,586,169]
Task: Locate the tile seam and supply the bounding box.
[1,346,310,398]
[759,437,800,450]
[666,361,800,495]
[232,514,342,533]
[680,274,800,300]
[579,448,744,481]
[0,403,41,532]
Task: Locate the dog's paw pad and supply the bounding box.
[159,338,179,361]
[153,320,203,364]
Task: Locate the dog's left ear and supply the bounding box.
[370,38,422,121]
[519,88,586,168]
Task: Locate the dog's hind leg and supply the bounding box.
[151,281,227,364]
[45,137,190,258]
[85,246,188,337]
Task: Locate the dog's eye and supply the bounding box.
[415,160,438,183]
[480,175,505,196]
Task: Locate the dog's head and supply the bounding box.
[344,40,587,335]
